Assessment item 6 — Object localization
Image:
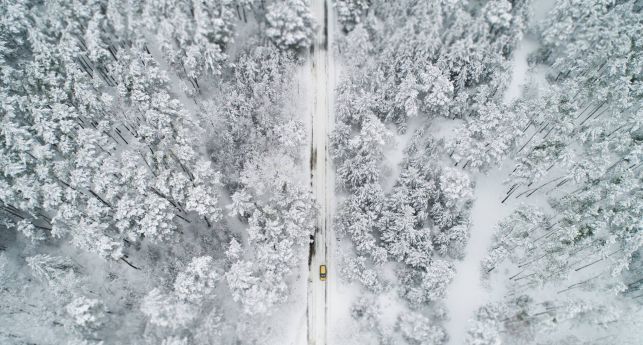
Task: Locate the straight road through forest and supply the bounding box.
[308,1,335,344]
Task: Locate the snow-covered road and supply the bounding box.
[307,1,336,345]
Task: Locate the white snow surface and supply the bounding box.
[444,32,544,345]
[531,0,558,22]
[443,164,518,345]
[382,117,424,193]
[502,38,539,105]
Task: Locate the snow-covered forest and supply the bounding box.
[0,1,641,345]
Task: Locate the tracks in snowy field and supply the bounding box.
[307,1,335,344]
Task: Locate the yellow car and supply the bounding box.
[319,265,327,281]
